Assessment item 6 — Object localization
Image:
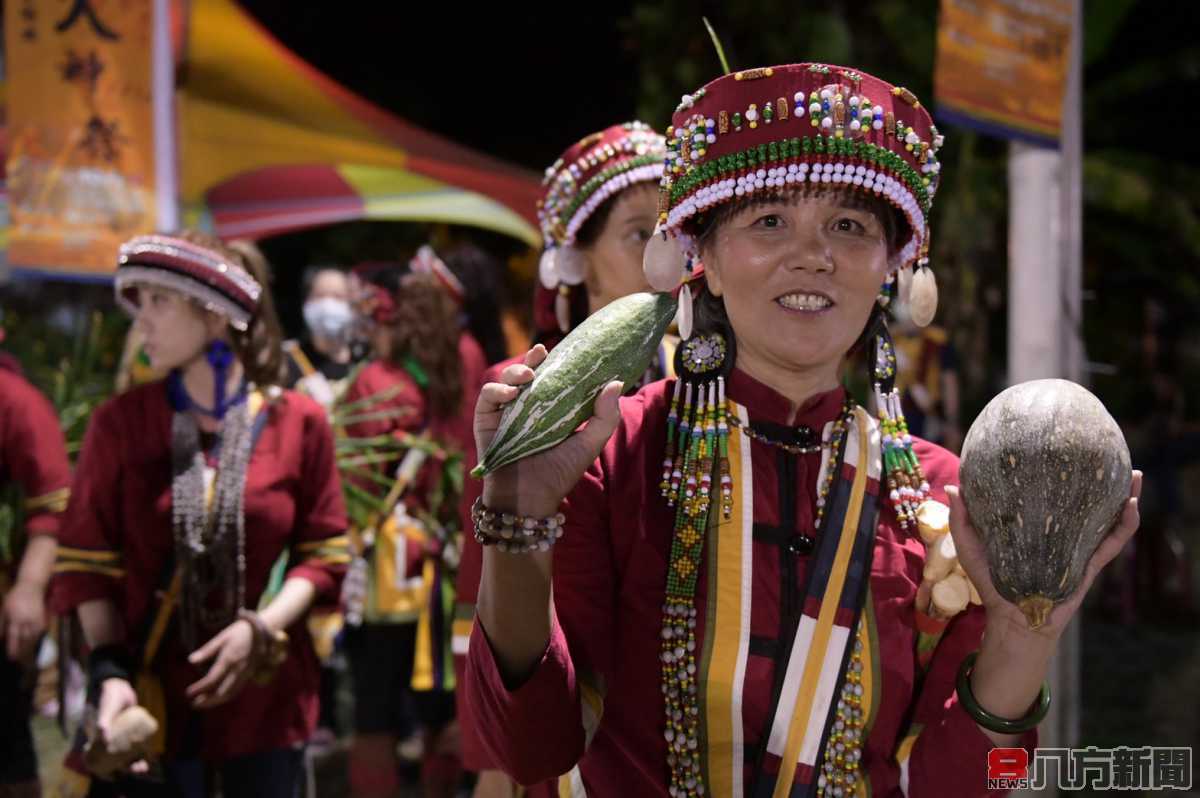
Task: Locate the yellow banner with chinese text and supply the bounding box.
[4,0,157,274]
[934,0,1072,146]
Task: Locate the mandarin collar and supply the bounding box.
[725,367,848,429]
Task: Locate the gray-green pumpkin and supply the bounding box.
[472,291,678,478]
[958,379,1131,628]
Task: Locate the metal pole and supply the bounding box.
[152,0,179,232]
[1009,2,1082,794]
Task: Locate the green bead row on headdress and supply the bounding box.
[667,135,932,214]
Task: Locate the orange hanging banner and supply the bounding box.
[4,0,157,274]
[934,0,1072,147]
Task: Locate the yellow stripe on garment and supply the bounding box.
[773,408,871,798]
[411,557,438,691]
[578,672,605,748]
[703,402,752,798]
[25,487,70,513]
[295,534,350,553]
[556,766,587,797]
[56,546,121,563]
[53,562,125,578]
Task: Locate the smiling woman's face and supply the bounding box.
[701,191,894,381]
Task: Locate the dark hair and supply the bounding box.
[301,264,348,300]
[442,243,508,365]
[177,231,287,387]
[378,271,464,418]
[689,187,903,362]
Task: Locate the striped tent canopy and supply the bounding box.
[182,0,541,246]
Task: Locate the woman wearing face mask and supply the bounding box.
[51,231,349,797]
[464,64,1141,797]
[285,266,361,408]
[450,122,669,796]
[341,254,482,798]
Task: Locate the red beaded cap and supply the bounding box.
[659,63,945,268]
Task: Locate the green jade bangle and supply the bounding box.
[956,651,1051,735]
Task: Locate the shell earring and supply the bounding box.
[909,261,938,327]
[643,227,688,292]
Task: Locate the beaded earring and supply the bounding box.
[657,327,732,795]
[869,315,930,532]
[661,329,734,520]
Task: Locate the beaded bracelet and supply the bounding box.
[236,609,289,685]
[471,497,566,553]
[956,651,1051,734]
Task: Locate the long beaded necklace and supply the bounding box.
[659,376,855,796]
[817,633,866,796]
[170,394,255,651]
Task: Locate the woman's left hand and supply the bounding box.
[945,470,1142,643]
[185,618,257,709]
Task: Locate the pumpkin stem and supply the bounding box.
[1018,595,1054,629]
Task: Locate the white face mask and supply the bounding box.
[303,297,354,340]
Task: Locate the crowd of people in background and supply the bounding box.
[0,120,677,798]
[0,92,1164,798]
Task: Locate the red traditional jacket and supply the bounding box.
[0,365,71,586]
[50,381,349,760]
[342,333,486,570]
[462,370,1034,796]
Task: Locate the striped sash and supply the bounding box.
[698,404,882,797]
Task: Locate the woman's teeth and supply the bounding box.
[776,293,832,311]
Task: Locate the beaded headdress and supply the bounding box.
[535,121,667,333]
[115,234,263,331]
[409,245,465,305]
[643,63,945,330]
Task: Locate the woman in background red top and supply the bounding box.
[0,356,71,796]
[342,253,482,798]
[452,121,668,797]
[51,231,348,798]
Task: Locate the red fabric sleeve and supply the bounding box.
[463,442,618,785]
[454,358,507,771]
[1,372,70,538]
[49,401,125,614]
[898,438,1038,797]
[900,605,1038,797]
[285,396,350,602]
[343,363,424,441]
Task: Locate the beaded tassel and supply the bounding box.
[661,379,683,497]
[817,631,866,797]
[667,382,694,506]
[660,380,722,797]
[873,335,930,530]
[716,378,732,520]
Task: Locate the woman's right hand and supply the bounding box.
[95,678,150,775]
[474,344,624,517]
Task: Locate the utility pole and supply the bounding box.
[153,0,179,232]
[1008,0,1082,793]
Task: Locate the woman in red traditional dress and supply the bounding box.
[0,350,71,797]
[463,64,1142,797]
[451,121,670,796]
[341,251,484,798]
[51,231,349,797]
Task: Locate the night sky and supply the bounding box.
[237,2,645,174]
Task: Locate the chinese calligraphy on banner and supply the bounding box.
[4,0,157,274]
[934,0,1073,147]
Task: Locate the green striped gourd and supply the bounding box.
[472,291,678,478]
